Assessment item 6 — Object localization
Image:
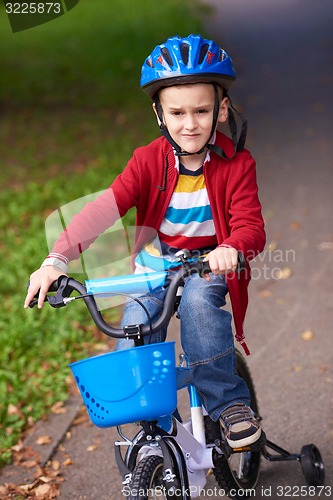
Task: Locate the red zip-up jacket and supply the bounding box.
[50,131,265,353]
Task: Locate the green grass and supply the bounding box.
[0,0,205,466]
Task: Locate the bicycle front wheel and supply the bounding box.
[127,455,182,500]
[206,350,261,499]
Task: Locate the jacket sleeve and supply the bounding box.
[49,156,140,262]
[222,152,266,261]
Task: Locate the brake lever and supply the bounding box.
[47,276,73,308]
[28,298,39,308]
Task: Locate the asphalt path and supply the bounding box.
[2,1,332,498]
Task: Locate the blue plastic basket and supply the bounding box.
[69,341,177,428]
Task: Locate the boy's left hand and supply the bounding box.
[203,246,238,282]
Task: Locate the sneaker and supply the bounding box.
[219,402,261,448]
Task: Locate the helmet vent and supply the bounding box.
[161,47,174,67]
[198,43,209,64]
[145,57,154,68]
[180,43,189,66]
[218,49,227,62]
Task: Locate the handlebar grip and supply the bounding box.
[198,251,246,276]
[237,251,246,272]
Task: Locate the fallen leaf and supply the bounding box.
[51,401,66,415]
[291,365,304,372]
[36,435,52,445]
[290,221,301,230]
[11,440,24,452]
[317,241,333,250]
[86,444,98,452]
[7,403,20,416]
[34,483,52,498]
[93,342,109,352]
[72,411,89,426]
[275,267,292,280]
[63,457,73,466]
[301,330,315,341]
[267,240,278,251]
[17,482,37,492]
[259,290,272,298]
[0,485,8,496]
[51,460,60,471]
[21,459,38,469]
[39,475,53,483]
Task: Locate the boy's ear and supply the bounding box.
[218,97,229,123]
[152,102,162,126]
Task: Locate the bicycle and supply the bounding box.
[29,250,325,499]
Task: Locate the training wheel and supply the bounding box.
[300,444,325,486]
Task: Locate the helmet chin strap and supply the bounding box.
[155,84,247,159]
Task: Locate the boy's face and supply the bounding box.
[154,83,228,155]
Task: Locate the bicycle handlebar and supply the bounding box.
[29,252,246,340]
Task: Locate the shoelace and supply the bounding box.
[220,403,255,427]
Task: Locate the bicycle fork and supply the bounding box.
[114,369,219,499]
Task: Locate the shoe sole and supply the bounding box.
[226,427,262,449]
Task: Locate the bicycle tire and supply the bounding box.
[127,455,182,500]
[205,349,261,499]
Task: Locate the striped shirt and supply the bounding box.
[158,163,217,253]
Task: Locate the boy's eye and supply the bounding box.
[197,109,208,114]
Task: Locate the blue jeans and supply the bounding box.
[118,273,251,421]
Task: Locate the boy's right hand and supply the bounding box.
[24,266,67,309]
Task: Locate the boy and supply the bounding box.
[25,34,265,448]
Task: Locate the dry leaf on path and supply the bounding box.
[63,457,73,466]
[51,460,61,471]
[291,365,304,372]
[34,483,52,498]
[51,401,67,414]
[275,267,292,280]
[86,444,98,452]
[36,435,52,445]
[259,290,272,298]
[21,459,38,469]
[267,240,278,251]
[317,241,333,250]
[301,330,315,341]
[290,221,301,230]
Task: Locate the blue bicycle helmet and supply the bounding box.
[141,34,236,98]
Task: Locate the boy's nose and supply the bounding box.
[184,114,197,130]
